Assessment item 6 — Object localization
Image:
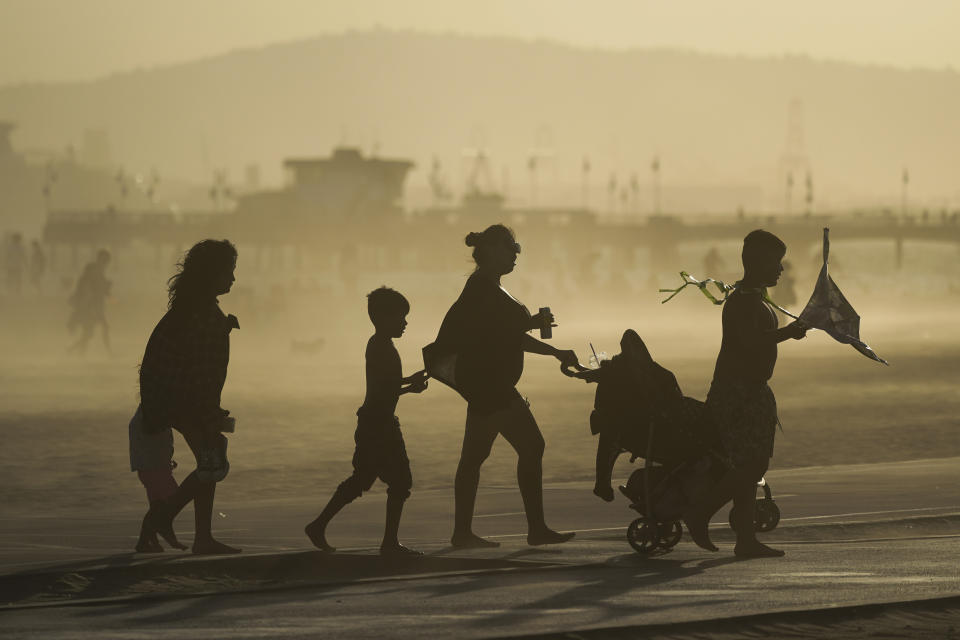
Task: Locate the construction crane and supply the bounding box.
[527,125,556,207]
[779,98,811,215]
[428,156,453,204]
[461,147,504,209]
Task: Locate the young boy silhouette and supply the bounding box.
[306,286,429,556]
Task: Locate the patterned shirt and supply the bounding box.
[139,301,238,433]
[436,272,532,416]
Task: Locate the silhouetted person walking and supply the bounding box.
[5,232,26,294]
[433,224,581,548]
[683,230,806,558]
[29,240,46,293]
[67,249,112,354]
[776,259,798,308]
[139,239,241,555]
[305,287,428,556]
[703,246,725,280]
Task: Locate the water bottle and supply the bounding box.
[539,307,552,339]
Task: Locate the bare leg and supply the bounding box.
[518,449,545,530]
[452,455,500,547]
[500,402,574,546]
[451,412,500,548]
[146,472,196,550]
[176,431,240,555]
[68,323,93,354]
[136,468,184,551]
[379,494,421,556]
[306,479,360,552]
[166,471,199,517]
[733,471,783,558]
[136,511,163,553]
[100,319,111,353]
[194,480,214,542]
[593,431,619,502]
[681,469,739,552]
[142,501,185,551]
[190,480,238,554]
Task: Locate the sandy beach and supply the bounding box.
[1,275,957,638]
[2,322,957,519]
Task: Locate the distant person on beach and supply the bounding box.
[775,259,798,309]
[5,232,26,294]
[305,286,429,556]
[128,406,187,553]
[138,239,241,555]
[67,249,112,354]
[703,246,725,281]
[430,224,582,548]
[29,240,46,292]
[682,230,806,558]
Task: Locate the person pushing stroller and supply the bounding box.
[569,231,804,557]
[684,230,806,558]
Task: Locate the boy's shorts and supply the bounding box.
[351,412,412,496]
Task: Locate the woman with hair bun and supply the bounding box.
[432,224,582,548]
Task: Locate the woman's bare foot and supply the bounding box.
[192,538,242,555]
[305,521,335,552]
[734,540,785,558]
[593,484,615,502]
[450,531,500,549]
[380,542,423,557]
[682,515,719,552]
[527,528,575,546]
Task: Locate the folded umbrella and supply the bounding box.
[659,227,888,365]
[798,228,888,365]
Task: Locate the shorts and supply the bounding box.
[350,413,412,497]
[707,380,778,471]
[129,405,175,472]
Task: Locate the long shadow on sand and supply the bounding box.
[60,550,740,633]
[0,550,559,607]
[405,551,740,629]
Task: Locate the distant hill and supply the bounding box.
[1,30,957,211]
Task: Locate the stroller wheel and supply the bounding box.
[728,499,782,533]
[659,521,683,548]
[627,517,659,554]
[755,499,781,532]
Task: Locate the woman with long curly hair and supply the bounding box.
[136,239,241,554]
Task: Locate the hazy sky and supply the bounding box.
[1,0,958,85]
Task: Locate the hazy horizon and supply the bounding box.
[3,28,958,219]
[2,1,959,86]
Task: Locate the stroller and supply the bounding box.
[566,330,781,554]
